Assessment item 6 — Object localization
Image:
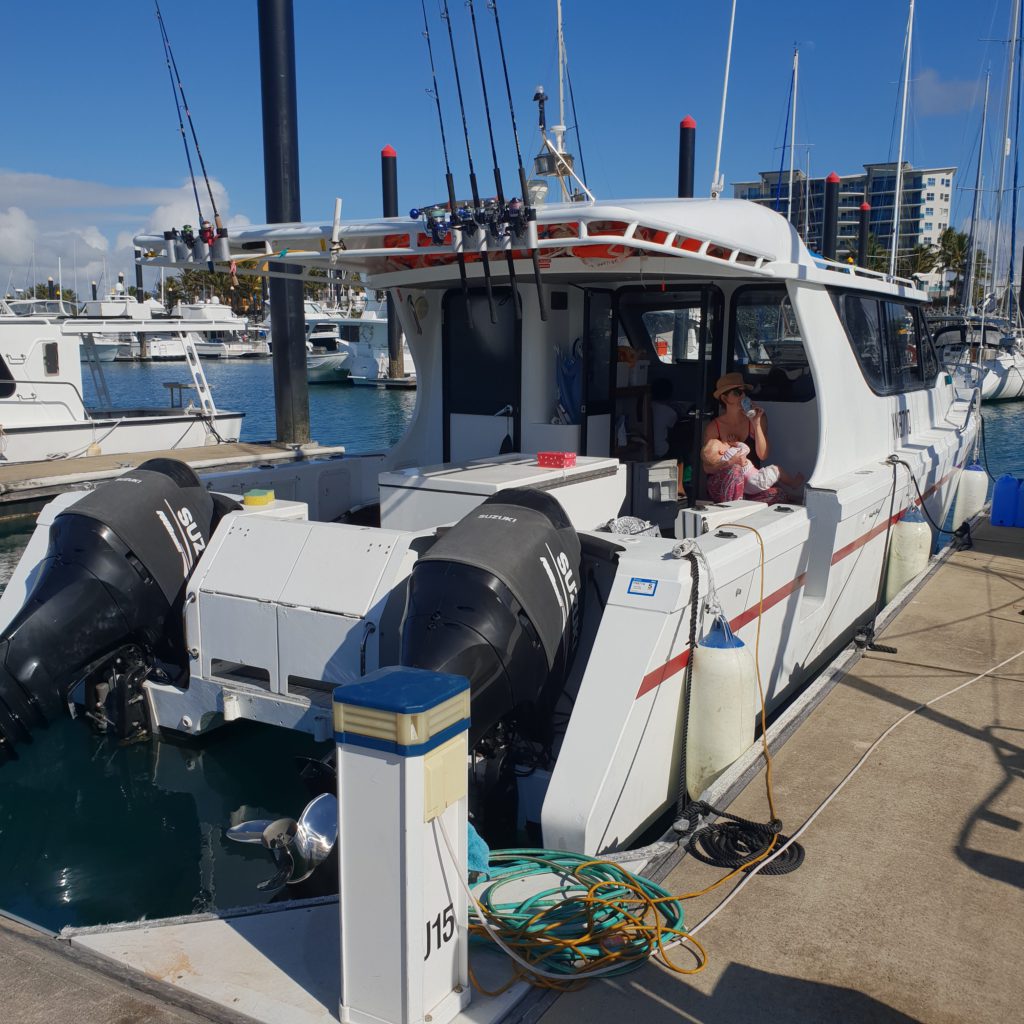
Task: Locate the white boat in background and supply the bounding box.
[2,297,126,362]
[0,297,243,463]
[335,307,415,384]
[172,299,270,359]
[931,315,1024,400]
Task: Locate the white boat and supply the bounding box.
[3,296,125,362]
[19,193,961,858]
[306,322,348,383]
[0,297,244,463]
[172,299,270,359]
[336,307,416,385]
[932,316,1024,400]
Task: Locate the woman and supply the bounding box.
[702,372,784,504]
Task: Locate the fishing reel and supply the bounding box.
[506,197,528,239]
[410,206,455,246]
[455,205,480,237]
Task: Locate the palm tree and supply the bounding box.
[900,243,939,281]
[936,227,969,301]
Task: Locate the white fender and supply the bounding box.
[884,508,931,605]
[686,618,758,799]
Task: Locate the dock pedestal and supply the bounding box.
[334,667,471,1024]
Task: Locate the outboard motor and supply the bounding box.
[401,488,583,746]
[0,459,231,762]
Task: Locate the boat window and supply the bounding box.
[0,355,14,398]
[832,290,939,393]
[931,324,963,349]
[839,294,888,391]
[617,290,705,363]
[339,325,360,343]
[730,285,815,402]
[584,290,613,407]
[881,301,924,389]
[43,342,59,376]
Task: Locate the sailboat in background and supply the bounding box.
[931,0,1024,401]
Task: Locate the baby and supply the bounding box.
[702,438,804,497]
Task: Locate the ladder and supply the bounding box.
[178,330,218,417]
[80,334,113,409]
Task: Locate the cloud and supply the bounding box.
[0,173,249,297]
[914,68,979,118]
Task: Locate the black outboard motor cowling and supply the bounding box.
[0,459,228,762]
[401,488,582,745]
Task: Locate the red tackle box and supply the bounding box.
[536,451,577,468]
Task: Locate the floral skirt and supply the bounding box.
[705,464,784,505]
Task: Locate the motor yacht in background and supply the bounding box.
[171,299,269,359]
[0,296,243,462]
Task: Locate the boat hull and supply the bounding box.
[306,353,349,384]
[0,411,244,464]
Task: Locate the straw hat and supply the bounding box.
[713,372,752,401]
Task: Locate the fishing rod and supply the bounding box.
[418,0,474,325]
[466,0,522,319]
[154,3,203,227]
[440,0,497,324]
[154,1,225,248]
[488,0,548,321]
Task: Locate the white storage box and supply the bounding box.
[676,498,766,538]
[379,454,626,532]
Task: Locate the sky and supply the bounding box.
[0,0,1018,297]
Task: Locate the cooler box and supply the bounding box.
[379,453,625,532]
[676,498,766,538]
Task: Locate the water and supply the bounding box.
[0,379,1021,931]
[82,359,417,452]
[1,361,414,932]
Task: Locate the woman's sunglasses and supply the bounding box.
[723,387,746,397]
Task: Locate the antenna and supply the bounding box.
[711,0,737,199]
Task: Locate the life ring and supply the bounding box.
[571,243,632,260]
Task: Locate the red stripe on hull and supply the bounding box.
[634,466,958,699]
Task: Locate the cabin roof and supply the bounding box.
[135,196,925,301]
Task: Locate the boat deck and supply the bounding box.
[0,441,346,514]
[2,519,1022,1023]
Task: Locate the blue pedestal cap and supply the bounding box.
[334,666,468,713]
[334,667,470,756]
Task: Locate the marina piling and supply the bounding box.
[857,201,871,267]
[678,115,696,198]
[381,144,405,380]
[46,277,54,300]
[822,171,840,260]
[257,0,310,445]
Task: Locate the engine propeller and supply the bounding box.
[226,792,338,892]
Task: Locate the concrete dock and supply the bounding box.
[539,518,1024,1024]
[0,440,345,515]
[2,519,1022,1023]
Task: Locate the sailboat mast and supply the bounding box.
[557,0,565,132]
[965,73,991,312]
[989,0,1021,312]
[788,47,799,224]
[889,0,914,277]
[711,0,737,198]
